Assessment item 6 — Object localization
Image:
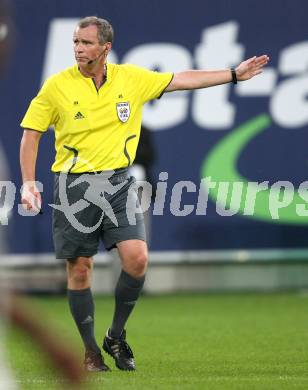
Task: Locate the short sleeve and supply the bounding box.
[126,65,173,104]
[20,76,58,132]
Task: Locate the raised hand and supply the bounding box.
[236,55,270,81]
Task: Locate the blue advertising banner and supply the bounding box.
[1,0,308,253]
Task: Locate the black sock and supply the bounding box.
[110,270,145,338]
[67,288,101,354]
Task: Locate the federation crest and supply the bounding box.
[116,102,130,123]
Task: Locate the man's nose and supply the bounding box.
[74,43,84,53]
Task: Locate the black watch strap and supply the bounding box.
[231,68,238,84]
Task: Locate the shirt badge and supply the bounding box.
[116,102,130,123]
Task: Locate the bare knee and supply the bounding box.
[125,252,148,278]
[117,240,148,278]
[67,257,93,289]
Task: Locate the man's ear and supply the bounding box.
[104,42,112,54]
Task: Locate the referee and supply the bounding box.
[20,16,269,372]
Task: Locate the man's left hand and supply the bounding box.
[236,55,270,81]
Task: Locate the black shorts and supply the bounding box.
[52,168,146,259]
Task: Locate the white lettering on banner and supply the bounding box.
[42,18,308,130]
[270,42,308,128]
[279,42,308,74]
[122,43,192,130]
[192,22,244,129]
[42,19,78,82]
[237,69,277,96]
[0,182,16,225]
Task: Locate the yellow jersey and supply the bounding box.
[20,63,173,173]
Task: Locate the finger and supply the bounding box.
[256,54,269,60]
[253,61,267,71]
[256,55,270,65]
[34,200,42,212]
[22,197,40,212]
[255,57,269,66]
[30,203,40,212]
[254,69,263,76]
[21,199,32,211]
[28,190,42,209]
[33,193,42,209]
[247,56,257,65]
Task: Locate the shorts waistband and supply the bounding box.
[54,167,129,176]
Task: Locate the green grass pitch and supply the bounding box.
[4,293,308,389]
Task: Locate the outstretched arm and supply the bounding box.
[166,55,269,92]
